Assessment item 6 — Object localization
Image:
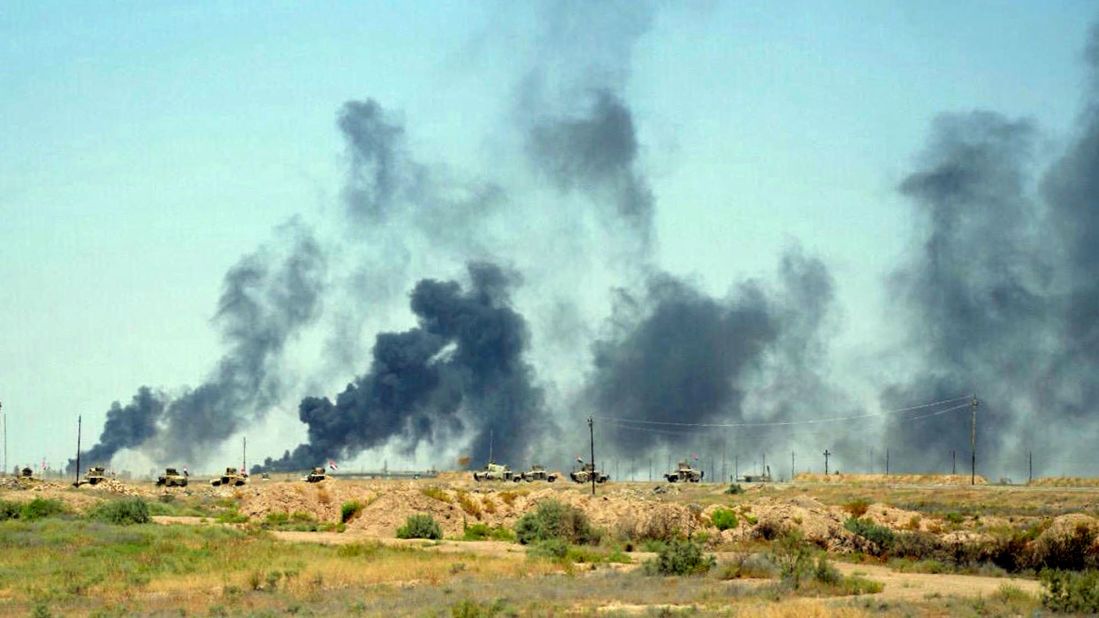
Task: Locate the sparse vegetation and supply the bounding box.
[643,539,715,576]
[341,500,363,523]
[455,490,482,519]
[462,523,515,542]
[710,507,738,531]
[0,498,66,521]
[514,500,600,546]
[89,498,150,525]
[397,513,443,540]
[843,498,871,518]
[844,517,895,554]
[420,486,451,503]
[1041,569,1099,613]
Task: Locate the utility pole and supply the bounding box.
[588,417,596,496]
[74,415,82,486]
[489,430,494,463]
[648,458,652,482]
[823,449,831,475]
[1028,450,1033,484]
[970,395,979,485]
[952,450,956,475]
[886,449,890,475]
[0,400,5,478]
[791,451,795,482]
[734,455,738,481]
[242,436,247,475]
[722,437,727,483]
[762,453,766,476]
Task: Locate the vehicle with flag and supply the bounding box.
[304,467,327,482]
[570,458,609,484]
[664,460,704,483]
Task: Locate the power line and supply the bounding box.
[599,399,974,436]
[594,395,971,429]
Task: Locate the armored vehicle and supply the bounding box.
[304,467,327,483]
[19,467,32,478]
[520,464,558,483]
[472,462,517,482]
[664,461,704,483]
[210,467,247,487]
[570,459,609,484]
[738,466,772,483]
[156,468,188,487]
[83,466,107,486]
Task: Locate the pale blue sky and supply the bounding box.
[1,1,1095,471]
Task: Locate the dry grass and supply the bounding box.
[420,486,452,503]
[455,490,483,519]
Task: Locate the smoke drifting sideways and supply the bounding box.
[69,222,326,471]
[527,90,655,251]
[587,248,847,460]
[254,262,545,473]
[884,26,1099,474]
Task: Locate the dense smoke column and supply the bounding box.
[66,387,165,473]
[1040,25,1099,431]
[586,273,777,453]
[256,262,545,472]
[882,112,1050,470]
[155,222,327,463]
[339,99,406,223]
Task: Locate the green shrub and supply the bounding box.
[725,483,745,495]
[0,500,20,521]
[841,575,884,595]
[770,531,814,589]
[20,498,65,521]
[891,530,944,561]
[1036,523,1097,571]
[514,500,599,545]
[1041,569,1099,613]
[814,556,842,585]
[462,523,516,542]
[340,501,363,524]
[944,511,965,525]
[845,517,895,555]
[90,499,149,525]
[711,508,738,531]
[396,513,442,540]
[643,539,715,576]
[528,538,569,560]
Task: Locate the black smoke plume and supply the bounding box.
[74,387,166,469]
[72,221,326,470]
[256,262,545,472]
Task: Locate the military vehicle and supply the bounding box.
[82,466,107,486]
[570,458,609,484]
[19,467,32,478]
[156,468,188,487]
[738,466,772,483]
[520,464,558,483]
[472,462,517,482]
[210,467,248,487]
[664,461,704,483]
[304,467,327,483]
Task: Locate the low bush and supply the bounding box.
[0,500,20,521]
[527,538,568,560]
[420,486,451,503]
[455,491,482,519]
[719,553,778,579]
[710,508,738,531]
[845,517,895,555]
[0,498,66,521]
[1041,569,1099,613]
[90,499,149,525]
[643,539,715,576]
[770,531,814,589]
[891,530,945,562]
[396,513,442,540]
[514,500,599,545]
[724,483,745,495]
[843,499,871,519]
[340,501,363,523]
[462,523,515,542]
[814,556,842,585]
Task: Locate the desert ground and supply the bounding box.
[3,471,1099,616]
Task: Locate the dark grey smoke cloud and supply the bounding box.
[74,221,326,469]
[881,110,1057,472]
[256,261,545,472]
[527,90,654,245]
[339,99,405,223]
[69,387,165,471]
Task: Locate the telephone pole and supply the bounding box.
[74,415,82,486]
[823,449,831,475]
[970,395,979,485]
[588,417,596,496]
[791,451,795,482]
[1028,450,1033,484]
[1,400,6,477]
[242,436,247,475]
[952,450,956,475]
[886,449,890,475]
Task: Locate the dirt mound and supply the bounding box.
[715,495,860,551]
[1029,477,1099,488]
[1033,514,1099,555]
[0,477,68,492]
[863,503,931,532]
[795,473,987,485]
[85,479,152,497]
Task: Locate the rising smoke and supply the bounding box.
[255,262,545,472]
[71,221,326,470]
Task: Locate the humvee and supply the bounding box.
[472,462,517,482]
[520,464,558,482]
[19,467,32,478]
[210,467,247,487]
[664,461,703,483]
[156,468,188,487]
[570,459,609,484]
[304,467,327,483]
